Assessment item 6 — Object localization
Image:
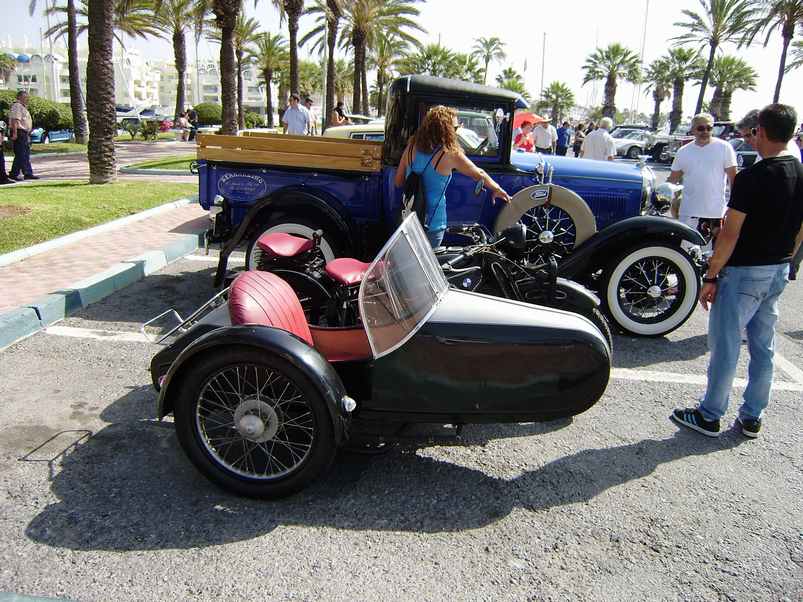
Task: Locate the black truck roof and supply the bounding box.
[388,75,528,109]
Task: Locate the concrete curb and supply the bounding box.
[119,166,191,176]
[0,196,199,268]
[0,229,204,350]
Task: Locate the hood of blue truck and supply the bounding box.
[510,152,645,183]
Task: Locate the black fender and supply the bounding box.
[214,187,355,286]
[156,325,350,445]
[556,216,705,280]
[552,277,600,312]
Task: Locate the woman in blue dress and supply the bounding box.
[394,105,511,248]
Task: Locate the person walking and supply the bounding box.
[8,91,38,181]
[580,117,616,161]
[304,97,319,135]
[556,121,571,156]
[671,104,803,438]
[394,105,511,248]
[666,113,737,247]
[187,106,198,142]
[533,120,555,154]
[572,122,585,157]
[0,119,12,185]
[282,94,310,136]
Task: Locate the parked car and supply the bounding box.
[613,130,654,159]
[609,124,652,138]
[729,137,758,168]
[30,128,73,144]
[199,75,704,336]
[324,123,385,141]
[149,214,611,498]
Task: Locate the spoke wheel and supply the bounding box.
[174,348,336,498]
[521,204,577,266]
[604,245,700,337]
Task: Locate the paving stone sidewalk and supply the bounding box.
[0,203,207,314]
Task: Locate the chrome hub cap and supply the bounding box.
[647,285,662,299]
[234,398,278,443]
[538,230,555,244]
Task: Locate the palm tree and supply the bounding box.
[495,67,530,101]
[536,81,575,125]
[340,0,425,116]
[298,59,323,98]
[581,43,641,119]
[369,32,408,115]
[643,57,673,130]
[673,0,756,115]
[45,0,160,45]
[152,0,204,121]
[210,0,241,134]
[85,0,116,183]
[0,54,14,85]
[787,36,803,71]
[333,57,353,105]
[471,36,506,85]
[706,55,757,119]
[248,31,288,126]
[446,53,484,84]
[665,47,704,132]
[30,0,88,143]
[742,0,803,102]
[208,13,260,128]
[298,0,344,131]
[397,43,454,77]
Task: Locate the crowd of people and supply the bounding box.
[512,117,620,161]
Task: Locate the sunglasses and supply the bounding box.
[695,125,713,132]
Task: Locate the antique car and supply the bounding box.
[613,130,654,159]
[150,216,611,498]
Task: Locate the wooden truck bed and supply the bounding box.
[196,132,383,173]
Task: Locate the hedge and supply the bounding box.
[0,90,73,131]
[194,102,222,126]
[244,111,264,128]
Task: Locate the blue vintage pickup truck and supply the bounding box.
[199,75,704,336]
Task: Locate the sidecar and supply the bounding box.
[151,215,610,498]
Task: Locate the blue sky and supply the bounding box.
[3,0,802,123]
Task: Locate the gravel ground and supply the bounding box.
[0,255,801,602]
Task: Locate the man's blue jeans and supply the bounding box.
[699,263,790,422]
[9,129,33,178]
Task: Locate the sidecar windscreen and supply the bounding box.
[359,215,449,359]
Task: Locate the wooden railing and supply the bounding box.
[196,132,383,173]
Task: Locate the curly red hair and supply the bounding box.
[412,105,461,154]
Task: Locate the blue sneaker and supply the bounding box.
[670,408,720,437]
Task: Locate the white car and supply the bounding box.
[613,130,654,159]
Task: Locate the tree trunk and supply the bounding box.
[352,31,363,113]
[215,1,238,135]
[66,0,88,144]
[278,77,288,123]
[670,79,684,133]
[709,86,722,120]
[695,42,717,115]
[650,89,661,130]
[720,90,733,121]
[361,61,369,116]
[86,0,116,183]
[376,69,384,116]
[172,29,187,122]
[602,73,617,118]
[264,69,274,127]
[773,30,792,103]
[323,1,340,132]
[236,48,244,129]
[287,1,303,94]
[483,58,489,85]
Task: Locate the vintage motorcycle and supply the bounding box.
[249,219,612,347]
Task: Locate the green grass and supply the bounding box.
[0,180,197,254]
[29,142,87,154]
[127,154,195,171]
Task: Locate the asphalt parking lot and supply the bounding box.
[1,252,801,601]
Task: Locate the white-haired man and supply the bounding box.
[667,113,737,246]
[580,117,616,161]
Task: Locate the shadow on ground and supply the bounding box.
[25,383,746,552]
[613,333,708,369]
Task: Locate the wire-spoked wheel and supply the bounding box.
[603,244,700,337]
[174,348,336,498]
[520,204,578,267]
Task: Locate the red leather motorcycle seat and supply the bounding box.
[256,232,313,257]
[228,271,313,345]
[325,258,371,286]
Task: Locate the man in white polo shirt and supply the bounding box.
[533,120,556,154]
[282,93,310,136]
[667,113,737,247]
[581,117,616,161]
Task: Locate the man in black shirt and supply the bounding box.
[672,104,803,438]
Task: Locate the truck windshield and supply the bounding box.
[358,215,449,359]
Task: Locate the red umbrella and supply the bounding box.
[513,111,547,129]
